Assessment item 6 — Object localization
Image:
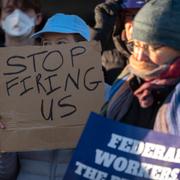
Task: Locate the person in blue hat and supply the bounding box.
[32,13,111,101]
[0,13,90,180]
[32,13,90,45]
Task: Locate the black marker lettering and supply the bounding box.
[6,77,19,96]
[36,73,47,94]
[45,74,61,95]
[4,56,26,75]
[70,46,86,67]
[20,76,34,96]
[64,69,80,91]
[41,98,54,120]
[42,50,63,72]
[27,50,48,72]
[58,95,77,118]
[84,67,102,91]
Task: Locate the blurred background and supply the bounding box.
[41,0,103,26]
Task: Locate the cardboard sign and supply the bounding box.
[0,41,104,152]
[64,112,180,180]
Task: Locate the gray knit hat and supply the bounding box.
[132,0,180,50]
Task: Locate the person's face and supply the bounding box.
[0,0,41,25]
[132,40,180,65]
[121,9,139,42]
[123,9,138,41]
[1,0,34,19]
[42,33,77,46]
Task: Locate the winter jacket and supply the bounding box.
[103,74,180,135]
[0,149,73,180]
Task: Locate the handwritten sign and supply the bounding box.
[0,41,104,152]
[64,112,180,180]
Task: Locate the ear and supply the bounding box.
[35,13,43,26]
[121,29,126,41]
[124,22,133,41]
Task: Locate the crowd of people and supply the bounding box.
[0,0,179,179]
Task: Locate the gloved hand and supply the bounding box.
[91,0,122,51]
[94,0,122,29]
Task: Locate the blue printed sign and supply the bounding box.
[64,112,180,180]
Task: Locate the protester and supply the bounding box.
[0,13,90,180]
[0,0,43,46]
[91,0,147,85]
[32,13,90,43]
[102,0,180,135]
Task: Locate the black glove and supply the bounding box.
[94,0,122,29]
[91,0,122,51]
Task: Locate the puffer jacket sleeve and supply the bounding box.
[0,152,18,180]
[154,82,180,135]
[168,82,180,135]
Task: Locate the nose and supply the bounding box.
[12,10,21,26]
[133,47,149,62]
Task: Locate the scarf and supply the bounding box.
[106,57,180,135]
[129,56,180,108]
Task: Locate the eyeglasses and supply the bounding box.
[127,40,164,54]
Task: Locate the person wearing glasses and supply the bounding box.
[32,13,90,45]
[91,0,148,85]
[102,0,180,135]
